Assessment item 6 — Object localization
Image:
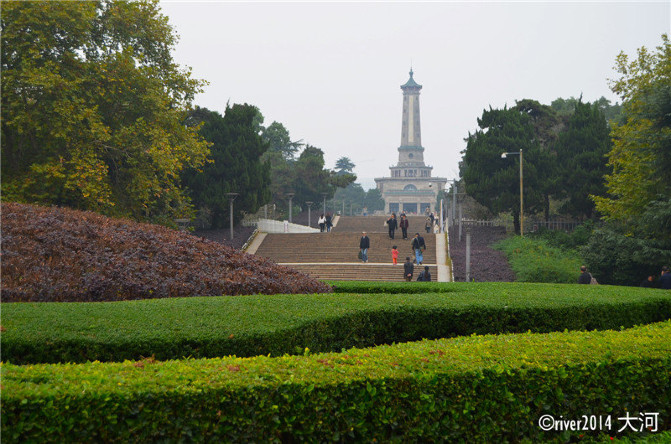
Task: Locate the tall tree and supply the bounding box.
[363,188,385,213]
[584,34,671,285]
[291,146,355,205]
[593,34,671,223]
[334,157,355,175]
[461,106,543,234]
[182,105,271,228]
[553,100,611,219]
[513,99,564,220]
[1,0,209,224]
[261,121,303,161]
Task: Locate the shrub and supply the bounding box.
[328,280,456,294]
[1,202,331,302]
[530,221,594,251]
[4,283,671,364]
[494,236,583,283]
[583,226,671,286]
[3,322,670,442]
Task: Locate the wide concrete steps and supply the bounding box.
[282,263,438,282]
[252,215,444,282]
[334,216,432,234]
[255,232,436,264]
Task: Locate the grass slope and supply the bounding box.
[494,236,583,283]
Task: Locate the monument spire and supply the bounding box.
[399,68,423,161]
[374,69,446,215]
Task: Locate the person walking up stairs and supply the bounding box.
[251,216,441,281]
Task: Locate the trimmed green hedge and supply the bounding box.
[494,236,584,283]
[3,322,670,443]
[328,280,456,294]
[4,283,671,364]
[609,431,671,443]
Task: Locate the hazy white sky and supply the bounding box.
[160,1,670,189]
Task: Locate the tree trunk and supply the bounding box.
[544,194,550,222]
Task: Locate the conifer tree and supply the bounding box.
[461,107,543,234]
[182,105,271,228]
[553,100,611,219]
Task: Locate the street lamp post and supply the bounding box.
[443,179,458,230]
[305,201,313,227]
[225,192,239,241]
[501,149,524,236]
[286,193,295,223]
[451,182,456,228]
[321,193,328,215]
[465,225,472,282]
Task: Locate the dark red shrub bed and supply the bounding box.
[1,203,331,302]
[449,226,515,282]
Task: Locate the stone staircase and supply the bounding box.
[281,263,436,282]
[252,216,440,282]
[334,215,431,235]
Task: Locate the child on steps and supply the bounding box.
[391,245,399,265]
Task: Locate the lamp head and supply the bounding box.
[501,153,507,159]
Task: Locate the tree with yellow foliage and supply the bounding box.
[594,34,671,222]
[1,1,209,224]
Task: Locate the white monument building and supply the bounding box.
[375,70,447,214]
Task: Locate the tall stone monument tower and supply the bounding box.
[375,70,446,214]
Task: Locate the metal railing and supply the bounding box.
[458,218,581,233]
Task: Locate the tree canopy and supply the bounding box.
[182,105,272,229]
[461,106,543,233]
[261,121,303,161]
[553,100,612,219]
[594,34,671,223]
[584,35,671,285]
[258,120,355,214]
[1,0,210,224]
[334,157,355,175]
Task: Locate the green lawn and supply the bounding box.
[494,236,584,283]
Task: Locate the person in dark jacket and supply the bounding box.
[417,266,431,282]
[661,266,671,289]
[411,233,426,265]
[387,213,397,239]
[403,257,414,281]
[640,275,655,288]
[399,215,409,239]
[359,231,370,263]
[424,216,432,233]
[578,265,592,284]
[325,213,333,232]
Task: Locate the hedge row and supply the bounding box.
[3,321,670,443]
[328,280,457,294]
[4,283,671,364]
